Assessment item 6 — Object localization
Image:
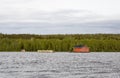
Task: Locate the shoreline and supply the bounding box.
[0,51,120,53]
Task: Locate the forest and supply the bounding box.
[0,33,120,52]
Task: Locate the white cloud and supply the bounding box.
[0,0,120,23]
[0,0,120,14]
[0,0,120,34]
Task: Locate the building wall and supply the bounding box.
[73,47,89,52]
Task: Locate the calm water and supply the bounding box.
[0,52,120,78]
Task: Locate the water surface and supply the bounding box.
[0,52,120,78]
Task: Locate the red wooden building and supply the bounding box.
[73,45,89,53]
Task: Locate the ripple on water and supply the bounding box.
[0,52,120,78]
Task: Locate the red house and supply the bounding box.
[73,45,89,53]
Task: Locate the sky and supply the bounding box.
[0,0,120,34]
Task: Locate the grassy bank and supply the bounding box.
[0,33,120,52]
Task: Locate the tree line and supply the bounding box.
[0,33,120,52]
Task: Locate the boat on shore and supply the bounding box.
[37,50,54,53]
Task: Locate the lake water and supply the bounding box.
[0,52,120,78]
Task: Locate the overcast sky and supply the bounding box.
[0,0,120,34]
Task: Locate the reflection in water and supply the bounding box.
[0,52,120,78]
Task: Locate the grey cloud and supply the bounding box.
[27,10,100,23]
[0,9,119,34]
[0,20,120,34]
[0,9,101,23]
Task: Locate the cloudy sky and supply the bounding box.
[0,0,120,34]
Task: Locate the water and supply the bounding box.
[0,52,120,78]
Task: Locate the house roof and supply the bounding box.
[74,45,86,48]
